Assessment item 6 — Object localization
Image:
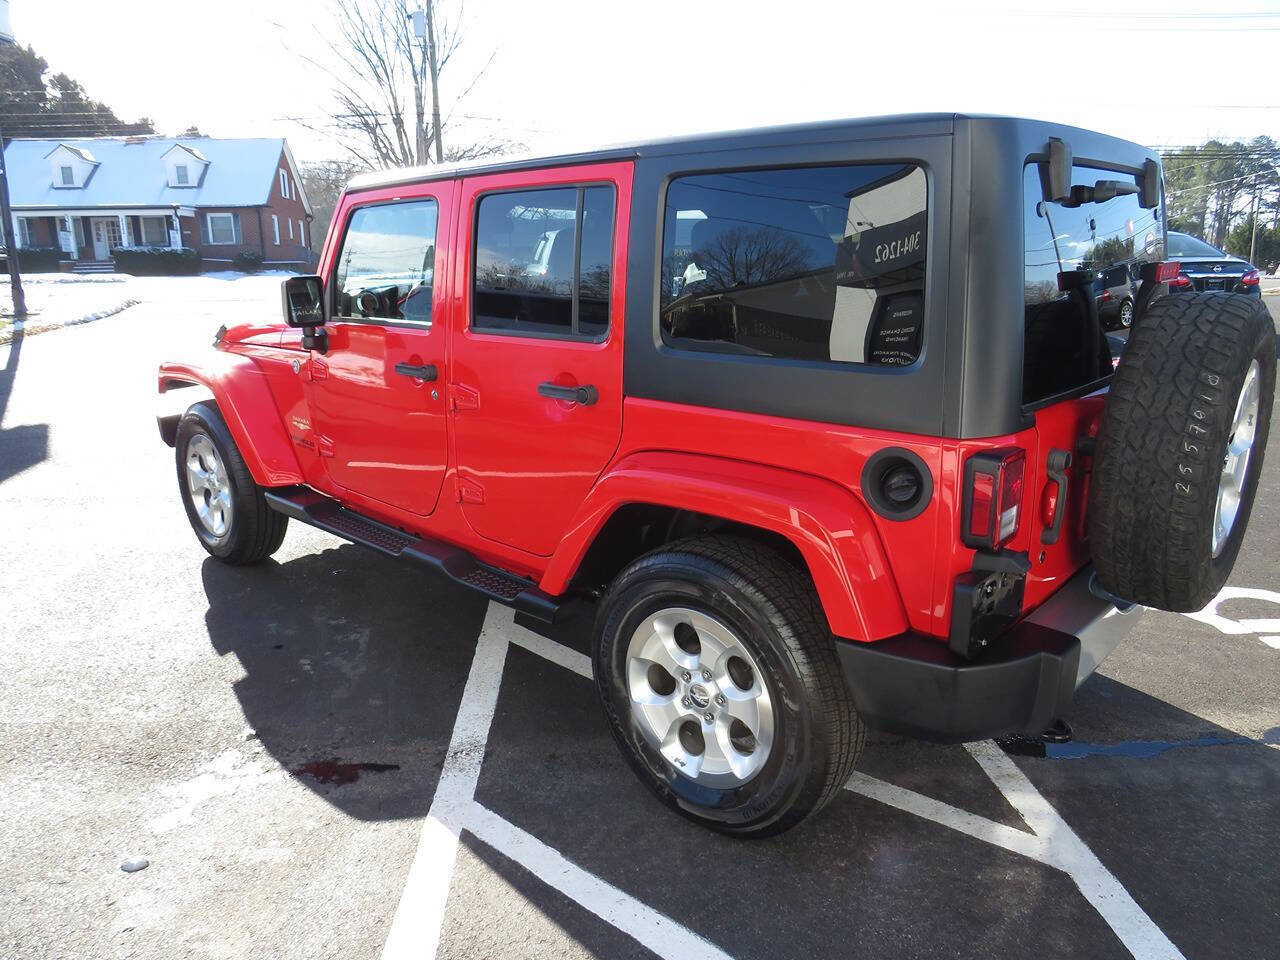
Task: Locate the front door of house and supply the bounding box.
[91,218,121,260]
[305,185,453,520]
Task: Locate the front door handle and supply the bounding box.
[538,382,598,405]
[394,362,438,381]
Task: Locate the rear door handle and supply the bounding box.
[394,362,438,381]
[537,382,598,405]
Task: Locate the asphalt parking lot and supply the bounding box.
[1,280,1278,960]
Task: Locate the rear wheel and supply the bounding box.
[593,536,864,837]
[1088,293,1275,611]
[175,402,288,565]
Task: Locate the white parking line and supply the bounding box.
[383,604,730,960]
[380,604,511,960]
[465,804,734,960]
[387,602,1184,960]
[967,741,1184,959]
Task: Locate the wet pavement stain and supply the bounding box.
[293,759,400,785]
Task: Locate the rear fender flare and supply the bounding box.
[158,357,303,487]
[542,451,908,642]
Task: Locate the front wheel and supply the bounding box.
[175,402,288,565]
[593,536,864,837]
[1118,297,1134,328]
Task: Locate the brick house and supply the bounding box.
[3,136,314,270]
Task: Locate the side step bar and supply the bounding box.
[264,487,562,623]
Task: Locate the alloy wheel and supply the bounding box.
[185,434,233,539]
[625,607,775,788]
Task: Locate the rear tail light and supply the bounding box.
[962,449,1026,550]
[1100,289,1112,303]
[1168,272,1192,289]
[1154,261,1182,283]
[1241,269,1260,286]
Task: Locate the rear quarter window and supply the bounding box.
[1023,162,1165,405]
[659,163,927,366]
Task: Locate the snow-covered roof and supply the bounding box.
[44,143,97,163]
[161,142,208,164]
[4,136,298,210]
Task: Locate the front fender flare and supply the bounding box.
[158,356,303,487]
[541,451,907,642]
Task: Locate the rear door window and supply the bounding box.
[1023,163,1164,404]
[472,185,616,339]
[659,163,927,366]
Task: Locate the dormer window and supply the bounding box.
[162,143,208,188]
[47,144,95,188]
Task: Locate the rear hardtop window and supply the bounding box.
[1023,161,1165,405]
[660,162,927,366]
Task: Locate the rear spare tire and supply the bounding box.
[1088,292,1275,611]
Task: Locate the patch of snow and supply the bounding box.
[149,748,285,834]
[22,273,130,284]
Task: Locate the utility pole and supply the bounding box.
[408,5,445,164]
[0,114,27,319]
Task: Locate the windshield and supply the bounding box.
[1167,232,1227,259]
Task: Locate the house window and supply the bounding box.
[203,212,240,245]
[287,218,294,241]
[271,214,280,245]
[280,170,289,199]
[175,165,189,186]
[140,216,169,246]
[299,220,305,247]
[60,165,75,186]
[16,218,34,248]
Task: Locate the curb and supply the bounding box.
[0,298,140,345]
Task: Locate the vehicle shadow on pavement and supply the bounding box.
[201,546,1280,959]
[478,616,1280,960]
[200,543,489,821]
[0,328,50,485]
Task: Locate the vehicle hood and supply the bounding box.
[217,322,286,348]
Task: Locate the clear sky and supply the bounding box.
[9,0,1279,165]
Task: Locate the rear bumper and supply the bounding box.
[835,566,1142,743]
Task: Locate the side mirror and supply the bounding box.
[282,275,325,328]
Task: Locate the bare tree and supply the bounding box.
[693,227,814,291]
[300,0,514,169]
[300,159,365,251]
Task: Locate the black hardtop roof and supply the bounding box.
[344,113,1159,194]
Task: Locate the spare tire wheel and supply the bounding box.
[1088,292,1276,612]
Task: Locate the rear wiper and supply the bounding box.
[1060,180,1140,208]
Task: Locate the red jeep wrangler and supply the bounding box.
[158,115,1275,836]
